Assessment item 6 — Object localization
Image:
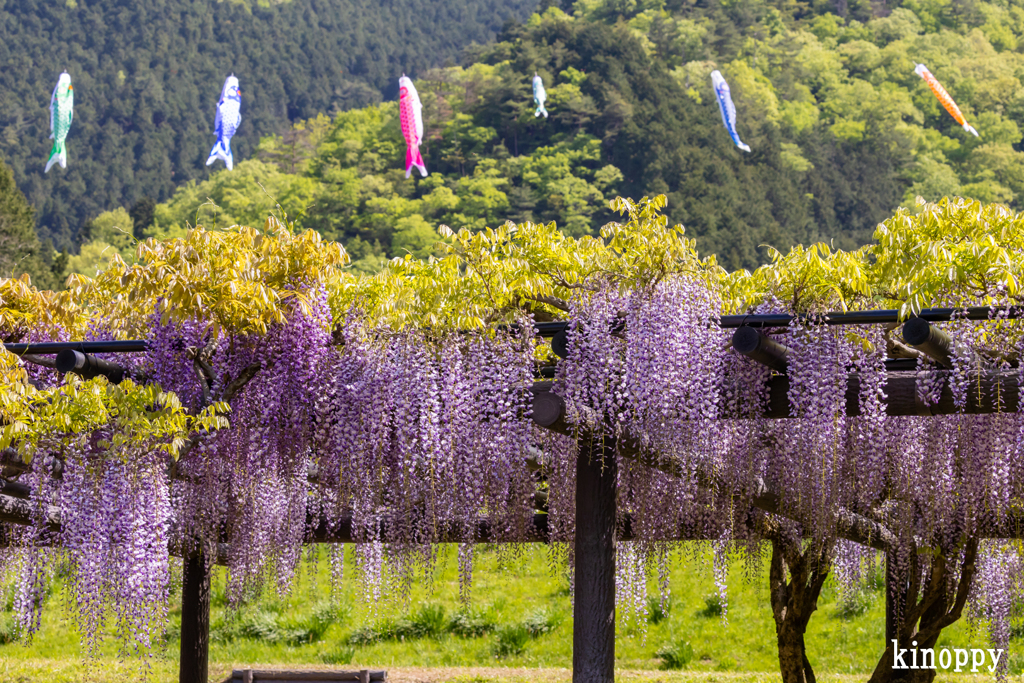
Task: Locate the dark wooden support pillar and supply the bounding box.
[574,434,617,683]
[180,551,212,683]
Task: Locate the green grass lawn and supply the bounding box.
[0,544,1018,682]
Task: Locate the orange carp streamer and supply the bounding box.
[914,63,979,137]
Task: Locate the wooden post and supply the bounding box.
[180,551,212,683]
[574,434,617,683]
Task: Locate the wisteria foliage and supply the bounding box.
[5,278,1024,662]
[3,196,1024,673]
[550,277,1024,659]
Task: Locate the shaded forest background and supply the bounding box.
[6,0,1024,286]
[0,0,538,251]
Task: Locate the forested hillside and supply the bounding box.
[0,0,539,249]
[71,0,1024,273]
[13,0,1024,277]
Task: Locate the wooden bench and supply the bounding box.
[222,670,388,683]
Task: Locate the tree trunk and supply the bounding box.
[776,620,815,683]
[573,434,617,683]
[867,539,978,683]
[180,551,211,683]
[769,537,829,683]
[885,554,905,645]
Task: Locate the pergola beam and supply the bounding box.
[531,382,897,551]
[767,370,1016,417]
[54,349,127,384]
[731,327,790,373]
[735,367,1015,418]
[718,306,1023,329]
[730,322,1012,417]
[0,495,721,554]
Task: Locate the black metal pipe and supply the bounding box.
[3,307,1016,354]
[518,318,628,339]
[551,329,570,358]
[719,306,1020,329]
[902,318,954,368]
[527,305,1022,337]
[533,321,568,337]
[5,340,148,354]
[55,349,126,383]
[901,318,985,370]
[732,327,790,372]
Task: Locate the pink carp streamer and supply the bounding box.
[399,75,427,178]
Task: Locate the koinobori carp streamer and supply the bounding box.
[710,70,750,152]
[206,75,242,170]
[45,72,74,173]
[915,63,979,137]
[399,75,427,178]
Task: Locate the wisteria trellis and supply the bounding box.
[2,196,1024,683]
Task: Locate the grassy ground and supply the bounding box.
[0,544,1018,681]
[2,667,1024,683]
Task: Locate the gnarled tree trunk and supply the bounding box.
[769,537,831,683]
[868,538,979,683]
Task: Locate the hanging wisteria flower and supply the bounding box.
[60,439,171,658]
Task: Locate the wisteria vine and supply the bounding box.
[3,242,1024,683]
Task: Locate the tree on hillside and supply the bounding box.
[67,207,136,278]
[62,0,1024,274]
[129,197,155,239]
[0,159,59,289]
